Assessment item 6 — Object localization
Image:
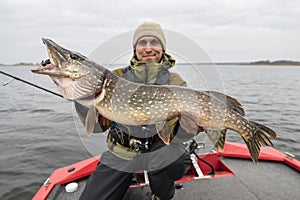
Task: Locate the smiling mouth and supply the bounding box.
[143,53,155,56]
[143,54,156,59]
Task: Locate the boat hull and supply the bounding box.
[33,142,300,200]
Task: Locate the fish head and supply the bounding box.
[32,38,104,101]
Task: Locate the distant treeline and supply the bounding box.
[1,60,300,66]
[0,62,39,66]
[178,60,300,66]
[245,60,300,66]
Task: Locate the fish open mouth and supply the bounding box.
[31,38,69,76]
[32,58,78,100]
[31,39,75,98]
[31,59,57,74]
[32,59,73,87]
[31,38,101,100]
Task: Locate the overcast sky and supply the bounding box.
[1,0,300,64]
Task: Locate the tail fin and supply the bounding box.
[245,121,277,164]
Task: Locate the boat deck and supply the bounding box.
[46,157,300,200]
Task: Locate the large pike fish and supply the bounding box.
[32,38,277,163]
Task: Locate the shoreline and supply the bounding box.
[1,60,300,67]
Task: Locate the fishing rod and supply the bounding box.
[0,70,63,98]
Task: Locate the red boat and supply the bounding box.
[33,142,300,200]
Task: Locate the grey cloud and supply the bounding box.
[0,0,299,63]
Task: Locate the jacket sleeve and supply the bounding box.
[169,72,187,86]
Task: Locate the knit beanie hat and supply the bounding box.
[133,21,167,50]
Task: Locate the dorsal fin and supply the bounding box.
[204,91,245,116]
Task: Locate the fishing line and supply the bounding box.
[0,70,63,98]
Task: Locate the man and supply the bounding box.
[78,22,191,200]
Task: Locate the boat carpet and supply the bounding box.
[46,157,300,200]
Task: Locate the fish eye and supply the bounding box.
[70,53,80,60]
[73,72,79,78]
[70,53,85,61]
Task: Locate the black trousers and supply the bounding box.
[80,140,190,200]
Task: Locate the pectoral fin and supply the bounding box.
[85,105,99,136]
[156,122,171,145]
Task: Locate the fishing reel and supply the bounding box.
[185,139,215,175]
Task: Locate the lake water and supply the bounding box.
[0,64,299,200]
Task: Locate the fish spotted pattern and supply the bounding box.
[32,39,277,163]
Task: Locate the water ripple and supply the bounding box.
[1,65,299,199]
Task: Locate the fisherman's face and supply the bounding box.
[135,36,163,63]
